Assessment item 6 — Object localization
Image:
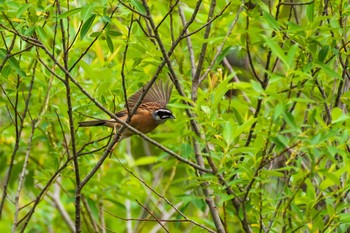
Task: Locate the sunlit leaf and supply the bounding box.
[307,2,314,22]
[223,121,234,146]
[263,11,280,31]
[57,7,83,19]
[107,30,122,37]
[129,0,146,14]
[264,36,288,67]
[16,3,31,17]
[81,5,94,20]
[133,156,159,166]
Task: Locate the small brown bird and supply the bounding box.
[78,81,175,139]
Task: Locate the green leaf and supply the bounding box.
[212,77,233,108]
[318,45,329,62]
[273,103,284,120]
[8,57,20,69]
[180,143,194,159]
[8,57,26,77]
[89,31,102,37]
[319,171,340,190]
[57,7,83,20]
[340,213,350,222]
[263,11,280,31]
[264,36,288,68]
[232,108,243,125]
[331,107,343,121]
[310,133,321,145]
[223,121,234,146]
[81,5,94,20]
[286,44,298,69]
[132,58,142,68]
[316,62,342,79]
[331,107,350,124]
[231,117,257,141]
[106,35,114,53]
[270,135,289,147]
[24,26,35,37]
[307,2,314,22]
[134,156,159,166]
[101,15,111,23]
[129,0,146,14]
[86,198,99,219]
[0,151,7,174]
[282,111,299,131]
[106,30,122,37]
[216,45,232,65]
[1,65,11,78]
[16,3,31,17]
[260,169,284,178]
[81,14,96,40]
[35,26,47,40]
[0,49,6,59]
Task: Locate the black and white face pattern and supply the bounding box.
[153,109,175,123]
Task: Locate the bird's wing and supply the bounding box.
[126,80,172,109]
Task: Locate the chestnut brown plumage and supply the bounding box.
[78,81,175,139]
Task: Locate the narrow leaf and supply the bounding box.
[316,62,342,79]
[286,44,298,69]
[107,30,122,37]
[134,156,159,166]
[263,11,280,30]
[35,26,47,40]
[223,121,234,146]
[264,36,288,67]
[101,16,111,23]
[106,35,114,53]
[282,111,299,131]
[129,0,146,14]
[231,117,257,141]
[307,3,314,22]
[90,32,102,38]
[57,7,83,19]
[16,3,32,17]
[81,5,94,20]
[318,45,329,62]
[81,14,96,40]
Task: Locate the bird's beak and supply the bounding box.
[170,114,175,119]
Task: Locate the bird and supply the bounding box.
[78,80,175,140]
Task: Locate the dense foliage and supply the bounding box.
[0,0,349,232]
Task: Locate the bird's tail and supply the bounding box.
[78,120,107,127]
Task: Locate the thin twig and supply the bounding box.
[135,200,169,233]
[140,1,227,232]
[114,156,215,233]
[178,5,196,78]
[198,2,245,84]
[0,51,35,219]
[155,0,180,31]
[121,15,134,115]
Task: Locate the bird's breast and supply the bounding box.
[129,109,159,134]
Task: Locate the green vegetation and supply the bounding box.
[0,0,349,232]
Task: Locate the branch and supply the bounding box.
[0,48,35,218]
[115,156,215,233]
[198,2,245,84]
[140,0,226,232]
[135,200,169,233]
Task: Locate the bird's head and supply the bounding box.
[153,108,175,124]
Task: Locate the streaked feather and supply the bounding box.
[126,80,172,109]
